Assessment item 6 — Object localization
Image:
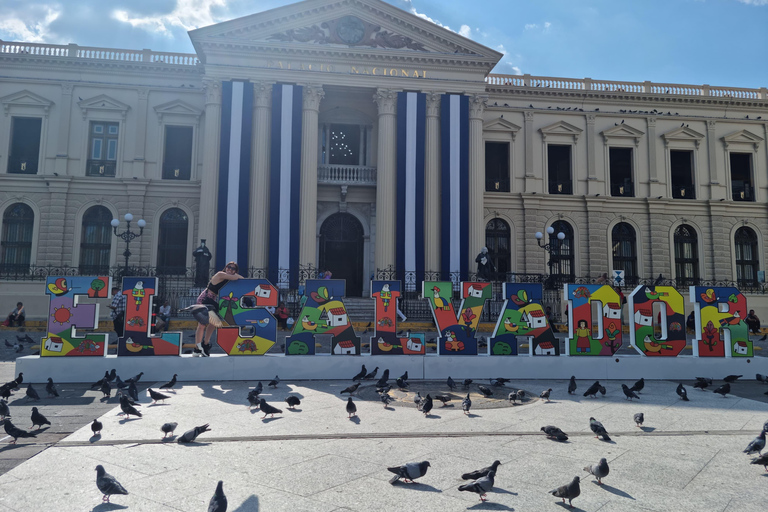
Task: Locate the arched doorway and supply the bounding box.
[319,212,364,296]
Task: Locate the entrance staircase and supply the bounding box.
[342,297,375,323]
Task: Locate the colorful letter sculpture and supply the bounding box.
[116,277,182,356]
[691,286,752,357]
[423,281,490,355]
[489,283,559,356]
[285,279,360,355]
[41,276,111,357]
[626,285,686,356]
[215,279,278,355]
[566,284,624,356]
[370,280,425,355]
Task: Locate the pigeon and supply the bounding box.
[352,365,367,381]
[598,383,607,396]
[161,422,178,438]
[584,458,610,485]
[107,369,117,382]
[630,378,645,393]
[284,395,301,409]
[346,396,357,418]
[723,375,742,383]
[91,371,110,389]
[694,377,712,390]
[590,417,611,441]
[757,373,767,384]
[495,377,511,385]
[541,425,568,441]
[551,476,580,508]
[387,461,430,484]
[91,419,103,435]
[376,369,390,388]
[540,388,552,402]
[4,419,37,444]
[364,367,379,380]
[447,376,456,391]
[125,372,144,385]
[751,453,768,471]
[434,394,451,406]
[413,391,423,409]
[13,373,23,388]
[26,383,40,401]
[0,383,11,400]
[399,371,409,381]
[208,480,227,512]
[253,381,263,396]
[30,407,51,429]
[421,394,433,416]
[128,381,139,402]
[116,390,140,407]
[259,399,282,419]
[584,381,601,398]
[45,378,59,398]
[568,376,577,394]
[458,470,495,501]
[376,384,392,395]
[148,388,169,404]
[634,412,644,427]
[461,460,501,480]
[119,394,142,418]
[380,393,393,408]
[396,377,409,390]
[676,383,689,401]
[340,383,360,395]
[462,393,472,414]
[478,385,493,397]
[246,391,259,409]
[463,379,473,389]
[0,399,9,419]
[515,389,525,402]
[15,344,23,353]
[177,423,211,443]
[744,429,766,455]
[622,384,640,400]
[100,380,111,399]
[96,465,129,503]
[508,391,519,404]
[268,375,280,388]
[490,379,503,387]
[159,374,178,390]
[713,383,730,397]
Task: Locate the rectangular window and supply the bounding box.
[86,121,118,177]
[547,145,572,194]
[609,147,634,197]
[485,142,510,192]
[730,152,753,202]
[8,117,42,174]
[670,150,695,199]
[162,126,193,180]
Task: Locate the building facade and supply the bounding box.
[1,0,767,317]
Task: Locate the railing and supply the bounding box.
[317,165,376,186]
[0,40,200,66]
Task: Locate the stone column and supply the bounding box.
[249,81,273,268]
[706,120,723,200]
[199,78,222,256]
[586,113,598,194]
[468,94,488,264]
[54,83,73,175]
[523,110,536,192]
[298,84,325,269]
[132,88,149,178]
[373,89,398,272]
[424,91,441,274]
[647,116,665,197]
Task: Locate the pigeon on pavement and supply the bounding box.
[630,377,645,393]
[161,422,178,439]
[340,383,360,395]
[458,470,495,501]
[447,376,456,391]
[259,399,282,419]
[434,394,451,406]
[30,407,51,429]
[515,389,525,402]
[421,394,433,416]
[125,372,144,385]
[95,465,128,503]
[387,461,430,484]
[495,377,511,385]
[540,388,552,402]
[113,375,127,390]
[45,378,59,398]
[478,385,493,397]
[107,369,117,382]
[4,419,37,443]
[208,480,227,512]
[380,393,393,408]
[268,375,280,388]
[13,373,23,388]
[375,369,390,388]
[584,458,610,484]
[91,372,109,389]
[399,370,409,381]
[694,377,712,390]
[584,381,601,398]
[159,374,178,390]
[550,476,580,508]
[346,397,357,418]
[541,425,568,441]
[148,388,169,404]
[413,391,423,409]
[395,377,409,390]
[634,412,644,427]
[352,365,367,381]
[751,453,768,471]
[590,417,611,441]
[26,383,40,401]
[461,460,501,480]
[177,424,211,443]
[99,379,112,399]
[253,381,263,396]
[568,376,577,395]
[91,419,103,435]
[744,429,766,455]
[364,367,379,380]
[713,383,731,397]
[119,394,142,418]
[757,373,767,384]
[284,396,301,409]
[622,384,640,400]
[0,399,9,419]
[462,393,472,414]
[128,381,139,402]
[723,375,742,383]
[676,383,689,401]
[463,379,473,389]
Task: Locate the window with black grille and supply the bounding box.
[8,117,41,174]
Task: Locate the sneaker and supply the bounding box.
[202,344,211,357]
[192,348,203,357]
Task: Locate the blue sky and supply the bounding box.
[1,0,766,88]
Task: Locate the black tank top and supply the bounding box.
[206,279,227,294]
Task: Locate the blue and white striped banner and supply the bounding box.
[440,94,469,281]
[216,80,253,270]
[268,84,303,288]
[396,92,426,289]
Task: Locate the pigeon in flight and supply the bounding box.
[148,388,170,404]
[630,378,645,393]
[387,460,430,484]
[458,470,495,501]
[30,407,51,429]
[723,375,742,383]
[584,458,609,485]
[744,429,766,455]
[45,378,59,398]
[676,383,689,401]
[478,385,493,397]
[346,397,357,418]
[96,465,128,503]
[91,419,103,436]
[26,383,40,401]
[713,383,730,397]
[541,425,568,441]
[364,367,379,380]
[4,419,38,444]
[352,365,367,381]
[568,376,577,395]
[259,399,282,419]
[461,460,501,480]
[268,375,280,388]
[447,376,456,391]
[340,382,360,395]
[159,374,177,390]
[590,417,611,441]
[540,388,552,402]
[462,393,472,414]
[584,381,601,398]
[284,396,301,409]
[208,480,227,512]
[550,476,580,508]
[0,399,10,419]
[178,424,211,443]
[434,394,451,406]
[119,394,142,418]
[634,412,644,427]
[622,384,640,400]
[161,422,178,439]
[421,394,433,416]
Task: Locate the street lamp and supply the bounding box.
[111,213,146,276]
[535,226,565,286]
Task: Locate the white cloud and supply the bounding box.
[112,0,229,35]
[0,5,61,43]
[524,23,538,30]
[506,63,522,75]
[525,21,552,32]
[737,0,768,4]
[458,24,471,38]
[544,21,551,31]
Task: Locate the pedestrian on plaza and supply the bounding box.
[475,247,495,282]
[745,309,761,335]
[107,288,126,337]
[686,311,695,333]
[156,300,171,332]
[275,302,291,330]
[5,302,25,327]
[188,261,243,356]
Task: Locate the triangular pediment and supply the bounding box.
[722,129,763,151]
[484,117,521,140]
[78,94,131,120]
[601,123,644,145]
[153,100,202,122]
[1,89,54,116]
[662,126,705,148]
[540,120,583,142]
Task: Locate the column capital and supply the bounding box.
[253,81,273,108]
[468,94,488,119]
[707,119,717,129]
[302,84,325,112]
[137,88,149,101]
[524,110,535,122]
[646,116,657,127]
[373,88,398,115]
[202,78,222,105]
[425,91,442,117]
[586,113,596,124]
[61,82,74,95]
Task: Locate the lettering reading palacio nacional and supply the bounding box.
[267,60,427,78]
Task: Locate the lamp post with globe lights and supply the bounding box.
[535,226,565,288]
[111,213,146,276]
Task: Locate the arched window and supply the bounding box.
[735,226,758,286]
[612,222,638,285]
[485,218,510,281]
[79,206,112,274]
[157,208,189,274]
[1,203,34,272]
[674,224,699,286]
[548,220,574,288]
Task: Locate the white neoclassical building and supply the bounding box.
[1,0,767,318]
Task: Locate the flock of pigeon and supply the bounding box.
[2,366,768,508]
